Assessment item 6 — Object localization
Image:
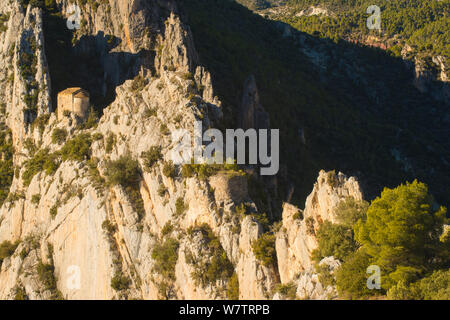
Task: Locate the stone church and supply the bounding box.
[57,87,90,119]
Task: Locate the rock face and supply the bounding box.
[413,55,449,102]
[240,75,270,130]
[275,170,363,297]
[0,1,365,300]
[0,1,51,155]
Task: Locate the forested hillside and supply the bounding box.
[278,0,449,58]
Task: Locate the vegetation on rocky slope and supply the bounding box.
[279,0,449,57]
[152,237,180,299]
[0,126,14,206]
[105,155,145,220]
[22,148,60,186]
[312,181,449,299]
[186,224,234,290]
[0,241,19,267]
[252,232,277,267]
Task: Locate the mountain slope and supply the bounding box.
[182,0,450,208]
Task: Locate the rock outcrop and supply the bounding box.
[240,75,270,130]
[275,170,363,299]
[0,1,51,155]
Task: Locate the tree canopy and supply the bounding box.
[354,180,448,291]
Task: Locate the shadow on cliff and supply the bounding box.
[181,0,450,211]
[43,10,154,114]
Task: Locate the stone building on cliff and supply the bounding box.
[57,88,90,119]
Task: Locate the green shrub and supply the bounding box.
[226,272,240,300]
[0,240,19,266]
[251,232,276,267]
[316,262,336,288]
[293,211,303,220]
[175,197,188,216]
[196,163,217,180]
[162,161,176,178]
[181,162,241,180]
[141,146,162,171]
[31,194,41,205]
[160,123,170,135]
[334,197,369,227]
[273,282,297,300]
[387,269,450,300]
[161,222,173,236]
[305,217,315,236]
[60,133,92,162]
[157,184,167,197]
[173,114,183,124]
[0,13,10,33]
[82,107,99,129]
[105,133,116,154]
[23,138,36,156]
[188,224,234,288]
[181,164,195,178]
[0,128,14,206]
[22,148,60,186]
[87,158,105,196]
[13,286,27,300]
[37,245,61,298]
[250,212,270,231]
[6,191,25,205]
[111,271,131,291]
[50,202,59,219]
[102,219,116,235]
[105,156,141,188]
[32,114,50,134]
[20,248,28,260]
[234,203,247,219]
[335,248,376,299]
[326,170,337,187]
[92,132,103,141]
[182,72,194,80]
[311,220,358,263]
[131,74,147,92]
[18,33,38,116]
[37,261,57,292]
[143,107,157,118]
[104,156,145,220]
[51,128,68,145]
[152,238,179,281]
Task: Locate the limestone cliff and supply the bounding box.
[0,0,365,300]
